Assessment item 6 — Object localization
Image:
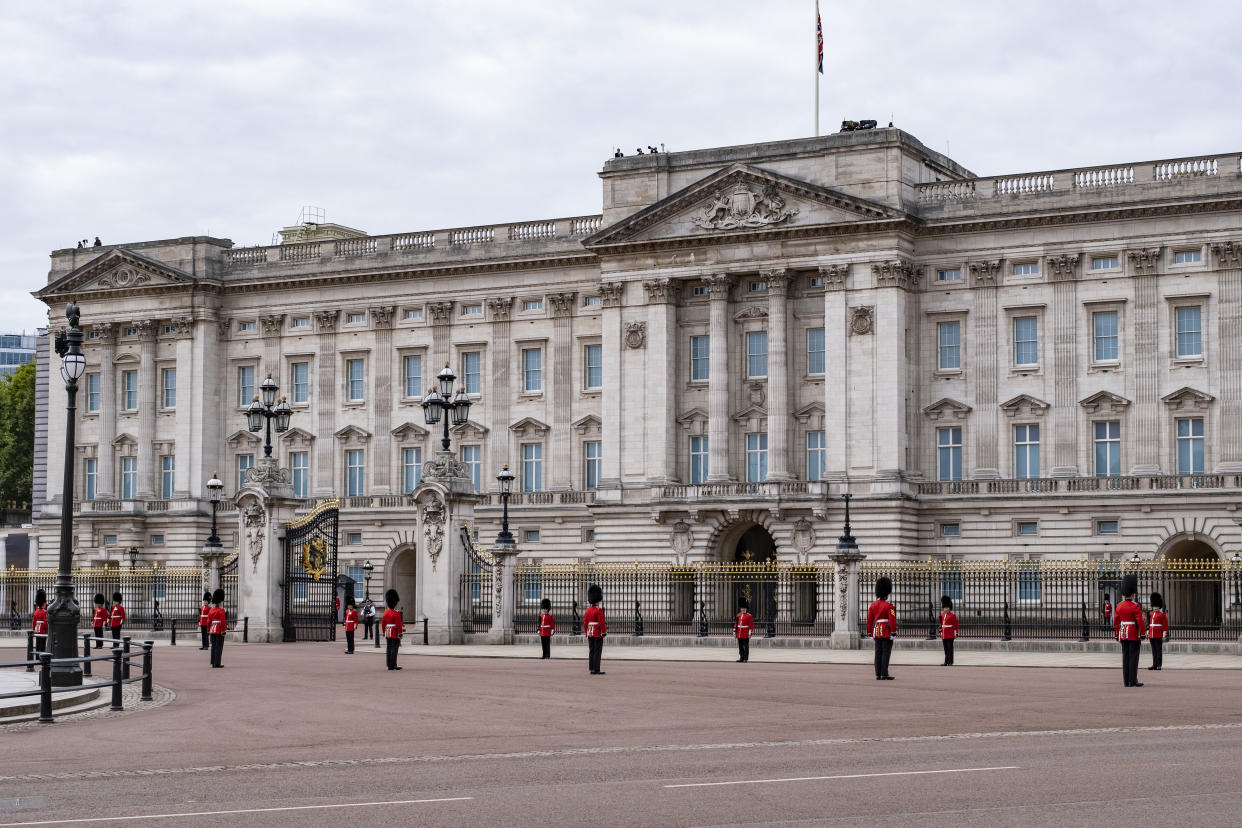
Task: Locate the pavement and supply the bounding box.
[0,640,1239,827]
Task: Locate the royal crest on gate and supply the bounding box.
[691,183,798,231]
[301,537,330,581]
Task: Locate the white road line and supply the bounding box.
[664,765,1019,789]
[0,796,473,827]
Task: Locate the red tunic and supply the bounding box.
[109,605,126,628]
[940,610,959,640]
[583,605,606,638]
[1147,609,1169,640]
[92,607,107,627]
[344,607,358,631]
[538,613,556,637]
[1101,600,1112,620]
[1113,599,1146,641]
[198,604,211,627]
[32,607,48,635]
[734,611,753,639]
[867,599,897,639]
[208,606,227,635]
[381,608,404,639]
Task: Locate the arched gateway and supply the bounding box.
[1158,535,1223,629]
[715,522,779,629]
[386,544,418,620]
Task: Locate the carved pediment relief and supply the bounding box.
[999,394,1050,418]
[734,305,769,321]
[36,249,196,299]
[1079,390,1131,414]
[1161,387,1214,410]
[676,408,709,434]
[334,424,372,445]
[793,401,826,428]
[509,417,551,439]
[451,419,490,440]
[111,432,138,450]
[572,414,602,436]
[225,430,261,450]
[279,427,316,449]
[731,404,768,425]
[922,398,972,420]
[391,422,430,441]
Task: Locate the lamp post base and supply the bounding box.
[47,592,83,687]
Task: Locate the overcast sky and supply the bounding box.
[3,0,1240,333]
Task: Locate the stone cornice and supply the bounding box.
[918,196,1242,239]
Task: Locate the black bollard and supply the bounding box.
[422,616,428,646]
[243,617,249,644]
[634,601,644,637]
[170,618,176,646]
[1003,601,1012,641]
[110,648,124,711]
[82,633,92,677]
[38,652,53,723]
[140,642,153,701]
[375,618,381,648]
[1079,601,1090,642]
[26,630,34,672]
[122,637,132,680]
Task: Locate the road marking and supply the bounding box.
[1,722,1239,783]
[0,797,473,827]
[664,765,1019,788]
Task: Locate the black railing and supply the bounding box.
[2,634,156,723]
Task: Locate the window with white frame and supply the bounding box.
[404,307,423,321]
[237,454,253,490]
[290,316,310,329]
[122,370,138,410]
[1175,306,1202,358]
[238,321,256,332]
[1096,519,1119,535]
[461,304,483,317]
[121,457,137,499]
[806,430,826,481]
[745,433,768,483]
[84,458,97,501]
[461,445,481,492]
[86,373,100,412]
[1016,521,1038,536]
[690,436,709,484]
[523,529,540,543]
[346,565,365,600]
[345,358,365,402]
[403,355,422,398]
[345,312,366,324]
[584,344,602,389]
[238,366,255,407]
[690,336,709,381]
[692,285,709,297]
[345,449,365,496]
[808,275,825,288]
[291,451,308,498]
[1013,316,1039,366]
[1173,249,1202,264]
[162,368,176,408]
[521,443,543,492]
[1176,417,1205,474]
[291,362,309,403]
[1014,424,1040,479]
[937,321,961,371]
[937,268,962,282]
[807,328,825,375]
[1091,256,1119,271]
[1013,261,1039,276]
[940,523,960,537]
[746,331,768,378]
[1018,564,1042,600]
[160,455,175,499]
[346,532,362,545]
[1093,420,1121,477]
[403,447,422,493]
[462,351,481,394]
[748,280,767,293]
[583,296,602,307]
[522,348,543,392]
[1093,311,1119,362]
[584,441,601,491]
[937,427,962,482]
[522,299,543,312]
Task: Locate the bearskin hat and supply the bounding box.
[385,588,400,608]
[738,597,749,610]
[539,598,551,611]
[875,576,892,599]
[345,594,356,608]
[587,583,603,604]
[211,588,225,605]
[941,595,953,609]
[203,591,212,603]
[94,593,106,606]
[112,592,123,604]
[34,589,46,607]
[1150,592,1164,609]
[1121,574,1138,598]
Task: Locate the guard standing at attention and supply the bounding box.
[538,598,555,659]
[867,576,897,680]
[109,592,126,644]
[1101,593,1113,629]
[31,589,48,647]
[734,598,753,663]
[91,593,107,650]
[382,589,403,671]
[1113,574,1146,687]
[940,595,959,666]
[1147,592,1168,671]
[343,595,358,654]
[198,591,212,650]
[208,588,227,668]
[584,584,607,675]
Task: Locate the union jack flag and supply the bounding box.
[816,2,823,74]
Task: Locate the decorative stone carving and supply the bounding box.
[872,260,917,290]
[168,316,195,340]
[820,264,848,291]
[849,306,874,336]
[1128,248,1161,275]
[216,318,232,340]
[703,273,733,299]
[734,305,768,321]
[88,323,116,346]
[999,394,1051,418]
[313,310,338,331]
[510,417,551,439]
[837,561,850,621]
[97,266,151,289]
[598,283,624,308]
[922,397,972,420]
[370,305,395,328]
[747,382,766,408]
[690,182,798,230]
[1161,387,1215,410]
[422,453,470,483]
[791,518,816,556]
[968,260,1002,286]
[133,320,156,341]
[1079,390,1131,415]
[547,292,575,316]
[246,459,291,486]
[419,495,446,571]
[427,302,454,325]
[1211,240,1242,268]
[670,520,693,561]
[761,269,791,293]
[624,321,647,349]
[642,279,679,304]
[485,297,512,320]
[259,314,285,337]
[1047,253,1081,282]
[243,503,266,574]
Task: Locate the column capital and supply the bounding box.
[133,319,157,343]
[871,260,919,290]
[87,322,116,347]
[259,313,286,337]
[760,268,791,293]
[369,305,396,329]
[167,316,196,340]
[427,302,454,325]
[1047,253,1081,282]
[216,317,233,340]
[642,278,680,305]
[313,309,339,331]
[968,259,1002,286]
[703,273,734,299]
[548,292,576,316]
[1212,240,1242,268]
[486,297,513,320]
[599,282,625,308]
[1127,247,1162,276]
[819,264,848,291]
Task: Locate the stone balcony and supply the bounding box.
[915,474,1242,497]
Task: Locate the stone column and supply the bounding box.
[259,313,285,385]
[235,458,300,643]
[487,298,513,476]
[371,306,395,494]
[643,279,680,485]
[549,293,575,490]
[598,283,625,490]
[705,274,734,483]
[821,265,848,479]
[967,261,1000,479]
[200,544,226,594]
[1128,248,1162,474]
[171,317,196,498]
[413,452,480,644]
[427,302,454,372]
[764,270,793,480]
[312,310,338,496]
[93,324,117,499]
[135,320,158,498]
[1049,255,1081,475]
[1213,241,1242,471]
[488,543,519,644]
[872,262,916,478]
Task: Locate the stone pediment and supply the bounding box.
[1161,387,1214,410]
[36,249,196,299]
[451,419,489,440]
[225,430,261,449]
[676,408,709,435]
[1079,390,1131,414]
[731,404,768,424]
[279,427,316,449]
[999,394,1050,418]
[584,164,902,248]
[572,414,602,436]
[334,424,372,445]
[391,422,430,441]
[509,417,551,438]
[793,402,826,427]
[922,398,971,420]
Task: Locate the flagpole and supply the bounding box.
[814,0,821,137]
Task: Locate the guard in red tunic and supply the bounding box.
[208,588,227,668]
[382,589,403,671]
[538,598,555,660]
[940,595,959,666]
[109,592,126,645]
[734,598,753,663]
[91,593,107,650]
[343,595,358,654]
[1147,592,1168,671]
[1113,575,1146,687]
[584,584,606,675]
[31,589,48,648]
[198,591,212,650]
[1101,594,1113,629]
[866,576,897,680]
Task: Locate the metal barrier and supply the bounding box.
[0,637,157,724]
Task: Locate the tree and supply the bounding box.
[0,360,36,510]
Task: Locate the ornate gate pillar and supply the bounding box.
[235,457,300,643]
[412,450,480,645]
[829,494,866,649]
[488,544,519,644]
[200,545,226,595]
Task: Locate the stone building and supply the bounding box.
[31,128,1242,608]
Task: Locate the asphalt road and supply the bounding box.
[1,642,1240,827]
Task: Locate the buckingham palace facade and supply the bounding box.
[30,128,1242,597]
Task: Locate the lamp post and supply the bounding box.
[205,473,224,549]
[49,302,87,686]
[363,560,373,601]
[421,364,472,452]
[496,465,515,547]
[245,373,293,457]
[127,545,139,570]
[1231,551,1241,609]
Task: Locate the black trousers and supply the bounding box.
[1150,638,1163,669]
[1121,639,1140,685]
[540,636,551,659]
[942,638,954,665]
[200,627,210,649]
[110,625,122,644]
[737,638,749,662]
[386,637,400,669]
[93,626,104,650]
[209,633,224,667]
[363,619,374,640]
[345,630,355,653]
[874,637,893,678]
[588,636,604,673]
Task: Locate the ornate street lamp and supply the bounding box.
[245,373,292,458]
[421,364,472,451]
[49,302,87,685]
[127,545,140,569]
[496,465,516,547]
[205,472,224,549]
[363,560,374,600]
[1231,551,1241,608]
